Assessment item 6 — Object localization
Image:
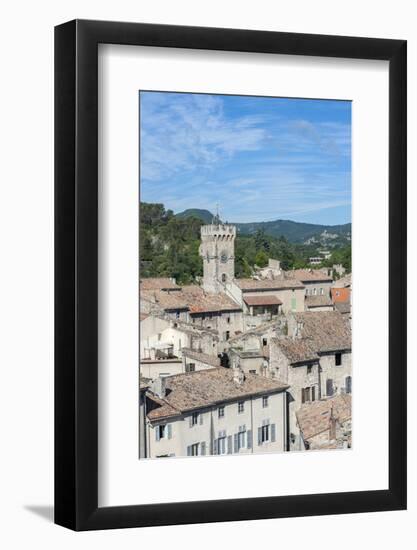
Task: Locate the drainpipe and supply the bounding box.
[250,397,254,454]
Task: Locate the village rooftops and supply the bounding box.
[334,301,351,315]
[181,285,241,313]
[181,348,221,367]
[146,367,289,421]
[272,337,319,364]
[305,295,334,308]
[243,295,282,307]
[296,394,351,441]
[141,284,241,314]
[293,311,351,353]
[332,273,352,288]
[140,277,182,291]
[141,289,189,311]
[235,278,304,291]
[139,375,152,390]
[227,318,283,344]
[286,269,333,283]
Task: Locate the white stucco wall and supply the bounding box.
[147,391,287,458]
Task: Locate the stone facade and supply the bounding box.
[199,223,236,293]
[146,377,287,458]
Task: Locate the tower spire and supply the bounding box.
[213,202,220,225]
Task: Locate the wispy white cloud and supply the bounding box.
[140,93,351,225]
[141,93,267,181]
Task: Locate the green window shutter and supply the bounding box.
[213,438,218,455]
[258,427,262,446]
[247,429,252,449]
[189,416,193,428]
[167,424,172,439]
[234,433,239,453]
[227,435,233,454]
[199,413,203,425]
[271,424,276,442]
[291,297,296,311]
[155,427,160,441]
[201,441,206,455]
[187,445,191,456]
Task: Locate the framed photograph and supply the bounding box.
[55,20,406,531]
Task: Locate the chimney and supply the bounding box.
[152,375,167,398]
[232,355,245,385]
[295,320,304,339]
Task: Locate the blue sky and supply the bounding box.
[140,91,351,225]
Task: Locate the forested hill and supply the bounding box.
[175,208,351,244]
[140,202,351,285]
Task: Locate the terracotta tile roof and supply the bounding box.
[272,337,319,364]
[235,278,304,290]
[141,285,241,314]
[141,289,189,311]
[140,277,181,290]
[293,311,351,352]
[182,348,220,367]
[180,285,241,313]
[228,318,283,344]
[287,269,333,283]
[333,274,351,288]
[296,394,352,440]
[139,376,152,390]
[334,301,351,315]
[147,368,289,421]
[243,295,282,306]
[305,295,334,308]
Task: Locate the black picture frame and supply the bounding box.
[55,19,407,531]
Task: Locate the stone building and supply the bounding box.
[305,295,334,312]
[286,268,333,298]
[143,366,289,458]
[139,376,151,459]
[269,310,351,450]
[199,222,236,293]
[140,279,244,346]
[227,277,305,322]
[296,393,352,450]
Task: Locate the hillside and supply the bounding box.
[176,209,216,224]
[175,208,351,245]
[141,202,351,284]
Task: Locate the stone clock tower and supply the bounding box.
[199,221,236,293]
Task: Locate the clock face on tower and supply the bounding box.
[220,250,228,263]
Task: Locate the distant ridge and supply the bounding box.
[175,208,351,244]
[176,209,217,224]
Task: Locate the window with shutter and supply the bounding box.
[247,430,252,449]
[301,388,305,403]
[201,441,206,455]
[167,424,172,439]
[234,433,239,453]
[326,378,334,396]
[271,424,276,442]
[227,435,233,454]
[258,427,262,445]
[312,386,316,402]
[187,445,191,456]
[346,375,352,394]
